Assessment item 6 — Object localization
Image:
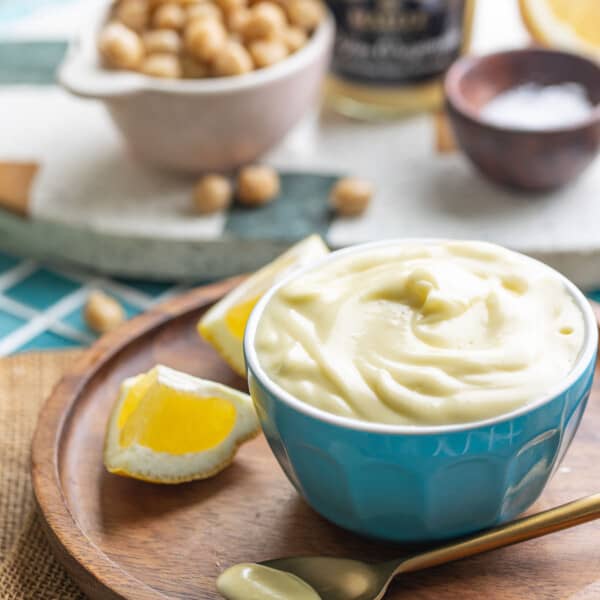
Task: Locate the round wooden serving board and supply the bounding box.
[32,281,600,600]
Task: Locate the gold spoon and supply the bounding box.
[262,493,600,600]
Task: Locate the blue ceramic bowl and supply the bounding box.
[244,240,598,542]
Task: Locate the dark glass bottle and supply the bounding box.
[325,0,475,119]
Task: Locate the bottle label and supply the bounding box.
[327,0,467,86]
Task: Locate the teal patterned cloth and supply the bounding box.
[0,249,187,354]
[0,40,67,84]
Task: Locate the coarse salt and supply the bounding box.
[481,82,594,130]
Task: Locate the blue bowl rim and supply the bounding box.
[244,238,598,436]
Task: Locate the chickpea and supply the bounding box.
[141,53,183,77]
[329,177,373,217]
[187,2,223,22]
[180,54,210,77]
[99,23,145,70]
[287,0,323,31]
[184,18,227,61]
[237,165,280,206]
[213,41,253,76]
[281,25,306,52]
[193,175,233,213]
[152,2,186,29]
[248,38,287,68]
[242,2,287,40]
[115,0,149,32]
[142,29,182,53]
[215,0,246,13]
[150,0,198,6]
[248,0,285,6]
[225,8,248,34]
[85,291,126,334]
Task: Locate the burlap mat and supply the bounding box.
[0,351,86,599]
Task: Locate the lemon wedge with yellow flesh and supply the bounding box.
[104,365,259,483]
[519,0,600,60]
[198,234,330,376]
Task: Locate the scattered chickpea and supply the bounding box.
[213,41,253,76]
[330,177,373,217]
[141,53,183,77]
[193,174,233,213]
[99,22,145,70]
[248,38,287,68]
[237,165,280,206]
[180,54,210,77]
[85,291,126,334]
[142,29,182,53]
[287,0,323,31]
[187,2,223,22]
[184,18,227,61]
[281,25,307,52]
[242,2,287,40]
[152,2,187,29]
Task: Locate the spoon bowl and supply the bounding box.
[261,557,396,600]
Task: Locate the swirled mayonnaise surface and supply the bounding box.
[254,241,585,426]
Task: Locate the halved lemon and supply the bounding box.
[104,365,259,483]
[198,234,329,376]
[519,0,600,60]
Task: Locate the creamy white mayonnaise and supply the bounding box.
[255,241,584,426]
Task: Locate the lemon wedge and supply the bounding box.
[198,234,329,376]
[519,0,600,60]
[104,365,259,483]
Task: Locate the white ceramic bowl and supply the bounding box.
[59,3,334,172]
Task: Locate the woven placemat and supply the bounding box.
[0,350,85,599]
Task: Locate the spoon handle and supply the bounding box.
[399,493,600,574]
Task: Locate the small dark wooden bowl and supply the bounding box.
[445,48,600,191]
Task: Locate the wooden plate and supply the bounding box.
[32,281,600,600]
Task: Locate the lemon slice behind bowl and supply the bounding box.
[198,234,330,376]
[519,0,600,60]
[104,365,259,484]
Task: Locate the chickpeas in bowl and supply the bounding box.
[99,0,325,79]
[59,0,333,171]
